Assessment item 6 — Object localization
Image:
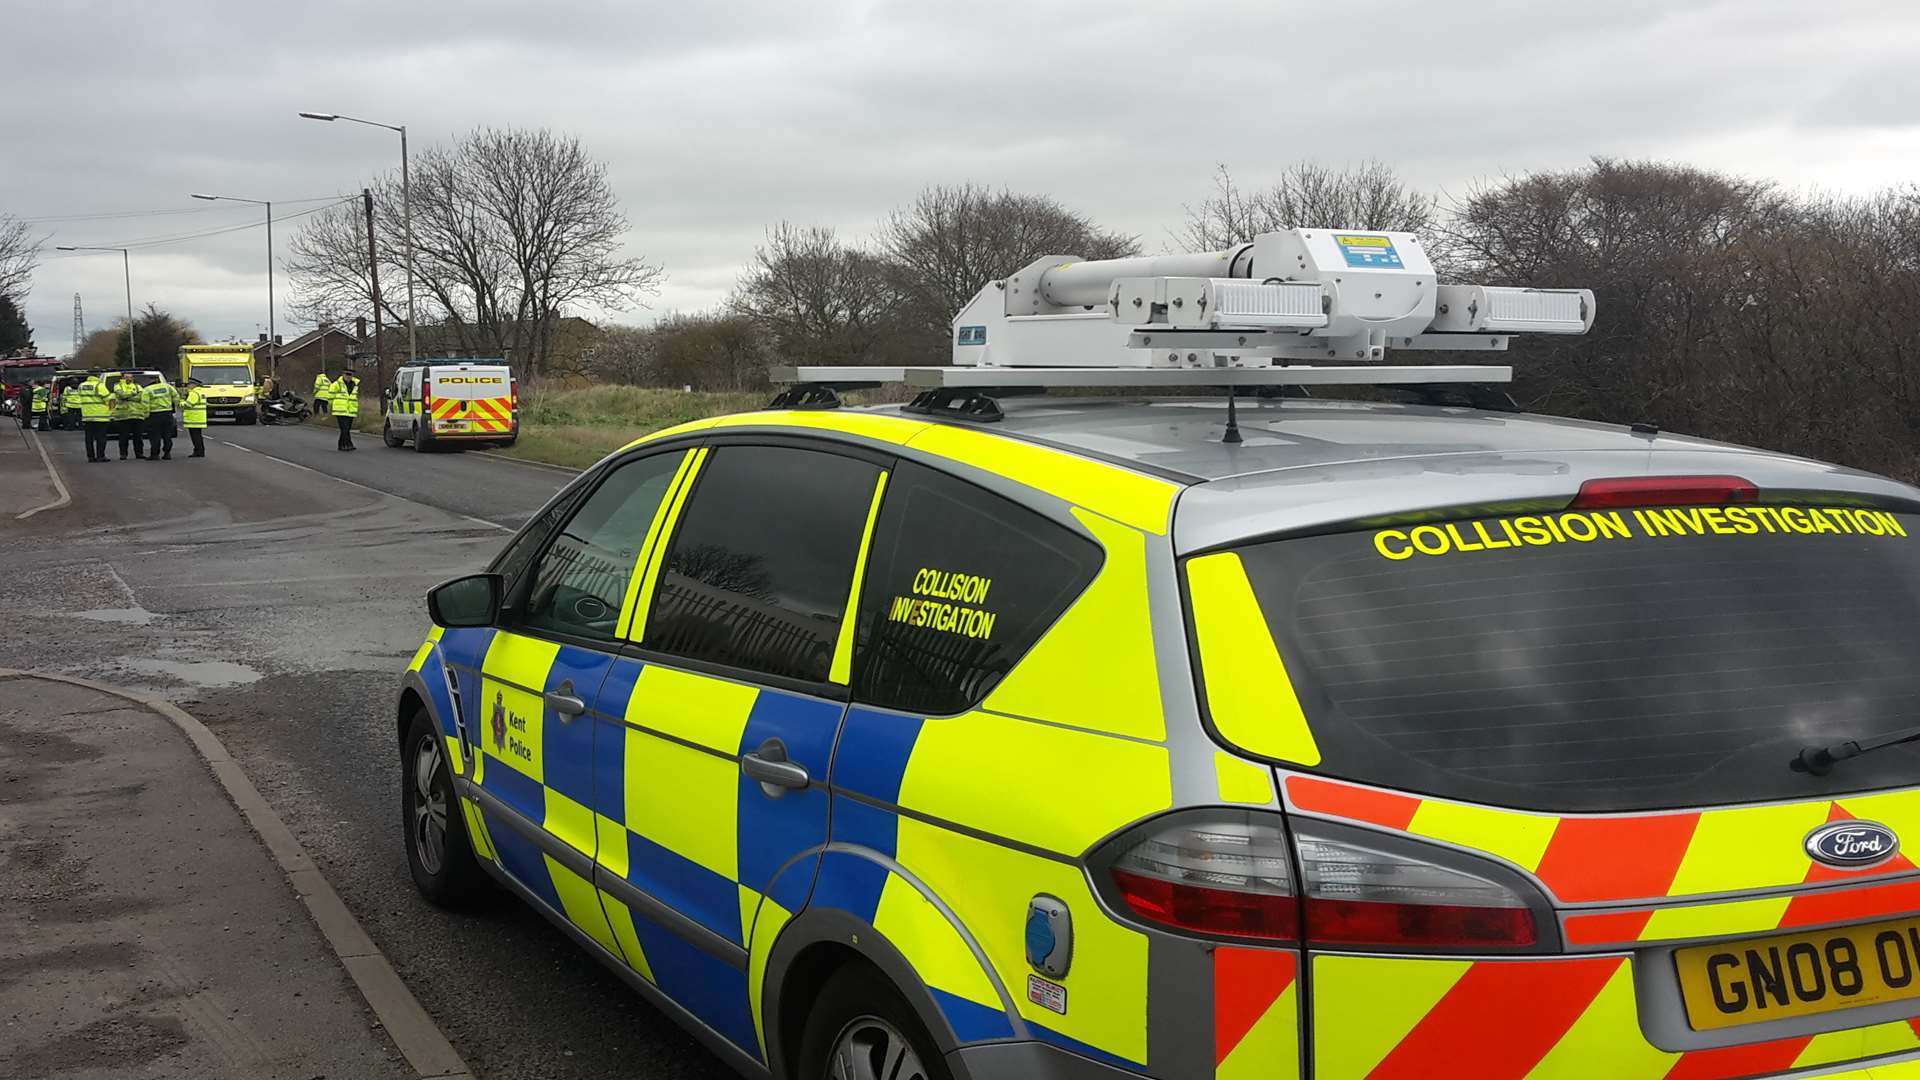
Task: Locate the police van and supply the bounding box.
[396,229,1920,1080]
[382,358,517,451]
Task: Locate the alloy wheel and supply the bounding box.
[411,736,449,875]
[826,1016,930,1080]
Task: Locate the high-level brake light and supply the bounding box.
[1572,475,1759,510]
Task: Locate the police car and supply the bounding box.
[396,229,1920,1080]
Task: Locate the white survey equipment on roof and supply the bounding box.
[774,227,1593,392]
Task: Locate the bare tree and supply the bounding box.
[731,223,906,365]
[285,198,407,331]
[287,128,663,376]
[877,184,1139,350]
[1179,162,1438,250]
[0,213,41,303]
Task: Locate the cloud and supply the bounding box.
[9,0,1919,358]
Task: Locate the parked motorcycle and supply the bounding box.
[260,392,312,425]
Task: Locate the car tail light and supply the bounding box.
[1571,475,1757,510]
[1295,830,1537,947]
[510,378,518,416]
[1108,814,1298,940]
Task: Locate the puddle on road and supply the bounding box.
[115,658,262,689]
[72,607,163,625]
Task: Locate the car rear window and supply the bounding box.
[1197,505,1920,812]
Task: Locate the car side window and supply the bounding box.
[644,444,883,684]
[517,450,688,644]
[852,460,1103,715]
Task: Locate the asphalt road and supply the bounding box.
[0,420,734,1080]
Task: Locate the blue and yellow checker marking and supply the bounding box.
[410,422,1188,1073]
[826,704,1164,1071]
[443,639,849,1062]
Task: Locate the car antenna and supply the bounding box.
[1223,386,1242,444]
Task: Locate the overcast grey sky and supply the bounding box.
[6,0,1918,358]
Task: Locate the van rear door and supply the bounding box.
[424,365,514,437]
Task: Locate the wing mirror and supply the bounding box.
[427,573,502,628]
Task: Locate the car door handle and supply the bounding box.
[544,680,587,720]
[742,738,809,797]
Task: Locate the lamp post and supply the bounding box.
[300,111,416,364]
[190,193,276,378]
[55,245,136,367]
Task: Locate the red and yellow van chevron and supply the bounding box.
[430,393,513,433]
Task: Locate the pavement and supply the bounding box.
[0,675,412,1079]
[0,420,733,1080]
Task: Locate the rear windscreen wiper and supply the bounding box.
[1792,725,1920,775]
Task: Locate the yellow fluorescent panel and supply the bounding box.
[708,409,928,444]
[545,855,622,957]
[831,471,889,686]
[1215,753,1276,804]
[1311,955,1471,1080]
[1216,984,1299,1080]
[1638,895,1791,941]
[601,889,654,983]
[872,872,1003,1010]
[894,815,1147,1062]
[1184,552,1320,767]
[1525,962,1675,1079]
[1406,799,1558,873]
[984,510,1164,741]
[745,890,794,1058]
[625,664,757,753]
[898,711,1171,856]
[623,730,739,880]
[905,424,1178,535]
[542,788,597,858]
[1666,801,1832,895]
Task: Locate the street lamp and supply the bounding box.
[55,245,136,367]
[190,193,277,378]
[300,110,417,365]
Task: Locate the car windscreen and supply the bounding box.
[192,366,252,385]
[1200,504,1920,812]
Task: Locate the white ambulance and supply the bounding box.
[381,358,517,452]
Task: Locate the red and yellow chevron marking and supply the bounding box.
[1215,947,1300,1079]
[1285,776,1920,907]
[430,395,514,433]
[1311,953,1920,1079]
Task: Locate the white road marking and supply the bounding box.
[17,429,73,519]
[223,439,513,531]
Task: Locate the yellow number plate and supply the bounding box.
[1677,916,1920,1030]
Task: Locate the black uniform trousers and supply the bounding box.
[186,427,206,456]
[116,418,146,458]
[336,414,356,450]
[146,413,175,459]
[84,420,111,461]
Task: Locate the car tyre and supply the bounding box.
[413,422,434,453]
[402,711,485,907]
[382,419,405,448]
[238,407,258,425]
[795,963,953,1080]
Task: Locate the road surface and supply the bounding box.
[0,420,734,1080]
